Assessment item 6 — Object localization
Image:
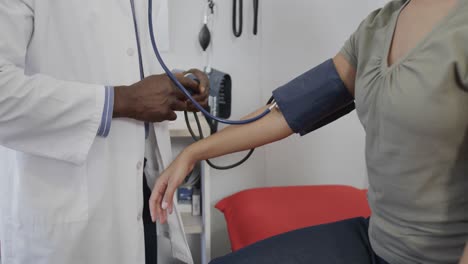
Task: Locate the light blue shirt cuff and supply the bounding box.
[97,86,114,137]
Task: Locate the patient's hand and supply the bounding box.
[149,151,196,224]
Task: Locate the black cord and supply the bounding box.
[192,111,204,138]
[185,111,200,140]
[232,0,243,37]
[184,96,275,170]
[253,0,259,35]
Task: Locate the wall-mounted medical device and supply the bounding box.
[206,68,232,133]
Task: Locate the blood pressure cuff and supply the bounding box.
[272,59,355,136]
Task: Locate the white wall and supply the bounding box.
[260,0,387,188]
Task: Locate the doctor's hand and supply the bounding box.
[149,150,196,224]
[113,72,208,123]
[183,68,210,112]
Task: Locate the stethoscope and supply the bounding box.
[233,0,259,37]
[147,0,272,126]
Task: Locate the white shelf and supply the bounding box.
[181,213,203,234]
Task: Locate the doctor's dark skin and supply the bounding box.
[113,69,209,122]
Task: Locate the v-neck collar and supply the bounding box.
[382,0,463,73]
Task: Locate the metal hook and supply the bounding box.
[208,0,215,14]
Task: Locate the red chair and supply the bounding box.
[216,185,371,251]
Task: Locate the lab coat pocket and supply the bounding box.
[10,217,89,264]
[15,154,89,224]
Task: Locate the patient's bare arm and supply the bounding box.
[149,105,293,223]
[149,54,357,224]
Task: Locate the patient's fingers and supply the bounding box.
[150,176,169,223]
[152,157,194,223]
[149,190,159,223]
[162,178,180,217]
[160,207,168,224]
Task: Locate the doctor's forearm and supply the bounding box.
[183,105,293,163]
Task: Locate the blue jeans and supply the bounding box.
[210,217,390,264]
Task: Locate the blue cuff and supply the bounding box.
[97,86,114,137]
[272,59,354,136]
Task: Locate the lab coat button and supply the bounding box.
[137,161,142,170]
[127,48,135,56]
[137,213,142,221]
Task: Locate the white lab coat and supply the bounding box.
[0,0,193,263]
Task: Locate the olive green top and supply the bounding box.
[340,0,468,263]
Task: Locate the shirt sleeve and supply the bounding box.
[0,0,106,165]
[340,31,359,69]
[97,86,114,137]
[339,6,390,69]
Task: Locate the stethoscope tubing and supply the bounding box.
[148,0,272,125]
